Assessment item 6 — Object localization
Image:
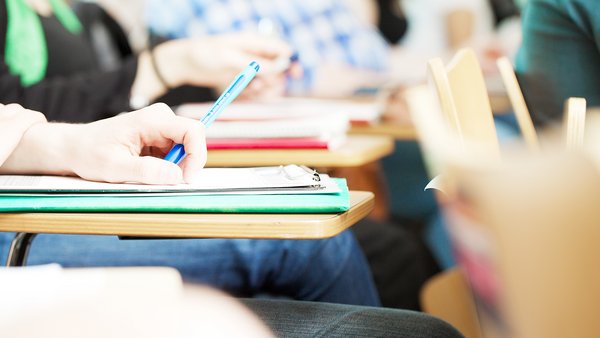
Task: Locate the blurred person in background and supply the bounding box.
[385,0,522,85]
[374,0,408,44]
[516,0,597,126]
[145,0,391,97]
[0,0,295,122]
[0,0,382,307]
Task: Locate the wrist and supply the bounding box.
[130,42,191,107]
[152,41,190,88]
[130,51,168,107]
[19,123,79,176]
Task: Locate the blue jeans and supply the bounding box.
[0,230,380,306]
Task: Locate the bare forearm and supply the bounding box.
[130,42,189,103]
[0,123,75,176]
[0,104,48,170]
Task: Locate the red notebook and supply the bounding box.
[206,138,332,150]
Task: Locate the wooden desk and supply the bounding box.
[0,191,374,266]
[490,93,512,114]
[350,123,417,140]
[347,81,513,140]
[349,93,512,142]
[206,135,394,168]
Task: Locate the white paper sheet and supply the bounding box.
[0,165,334,194]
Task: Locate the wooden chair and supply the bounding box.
[407,50,500,337]
[420,268,482,338]
[426,59,463,145]
[403,84,459,178]
[446,151,600,338]
[416,49,599,338]
[427,49,501,162]
[496,57,540,152]
[415,49,516,337]
[415,49,538,337]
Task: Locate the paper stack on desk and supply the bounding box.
[177,98,378,150]
[0,166,350,213]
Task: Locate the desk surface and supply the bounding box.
[349,93,512,141]
[206,135,394,168]
[350,123,417,140]
[0,191,373,240]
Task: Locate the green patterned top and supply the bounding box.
[5,0,82,86]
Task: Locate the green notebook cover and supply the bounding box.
[0,179,349,214]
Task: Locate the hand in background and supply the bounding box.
[381,86,412,125]
[160,33,297,97]
[1,104,207,184]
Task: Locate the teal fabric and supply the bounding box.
[0,179,350,213]
[516,0,600,125]
[382,141,437,221]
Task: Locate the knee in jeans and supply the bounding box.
[310,230,360,268]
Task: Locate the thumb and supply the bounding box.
[108,156,184,185]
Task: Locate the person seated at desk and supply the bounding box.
[0,0,380,306]
[0,0,295,121]
[382,0,522,85]
[0,104,464,338]
[516,0,598,126]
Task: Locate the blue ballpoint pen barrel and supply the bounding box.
[164,62,260,165]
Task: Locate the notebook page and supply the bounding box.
[0,166,324,193]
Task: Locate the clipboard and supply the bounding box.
[0,165,326,194]
[0,179,351,213]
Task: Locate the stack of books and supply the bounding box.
[177,98,381,150]
[0,166,350,213]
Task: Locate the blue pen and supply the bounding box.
[164,61,260,164]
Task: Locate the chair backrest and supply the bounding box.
[420,50,599,338]
[427,58,464,145]
[564,97,587,150]
[421,268,483,338]
[445,151,600,338]
[496,57,540,152]
[428,49,501,162]
[404,84,461,178]
[414,49,503,337]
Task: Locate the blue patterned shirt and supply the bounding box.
[145,0,389,91]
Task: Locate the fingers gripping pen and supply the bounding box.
[164,61,260,164]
